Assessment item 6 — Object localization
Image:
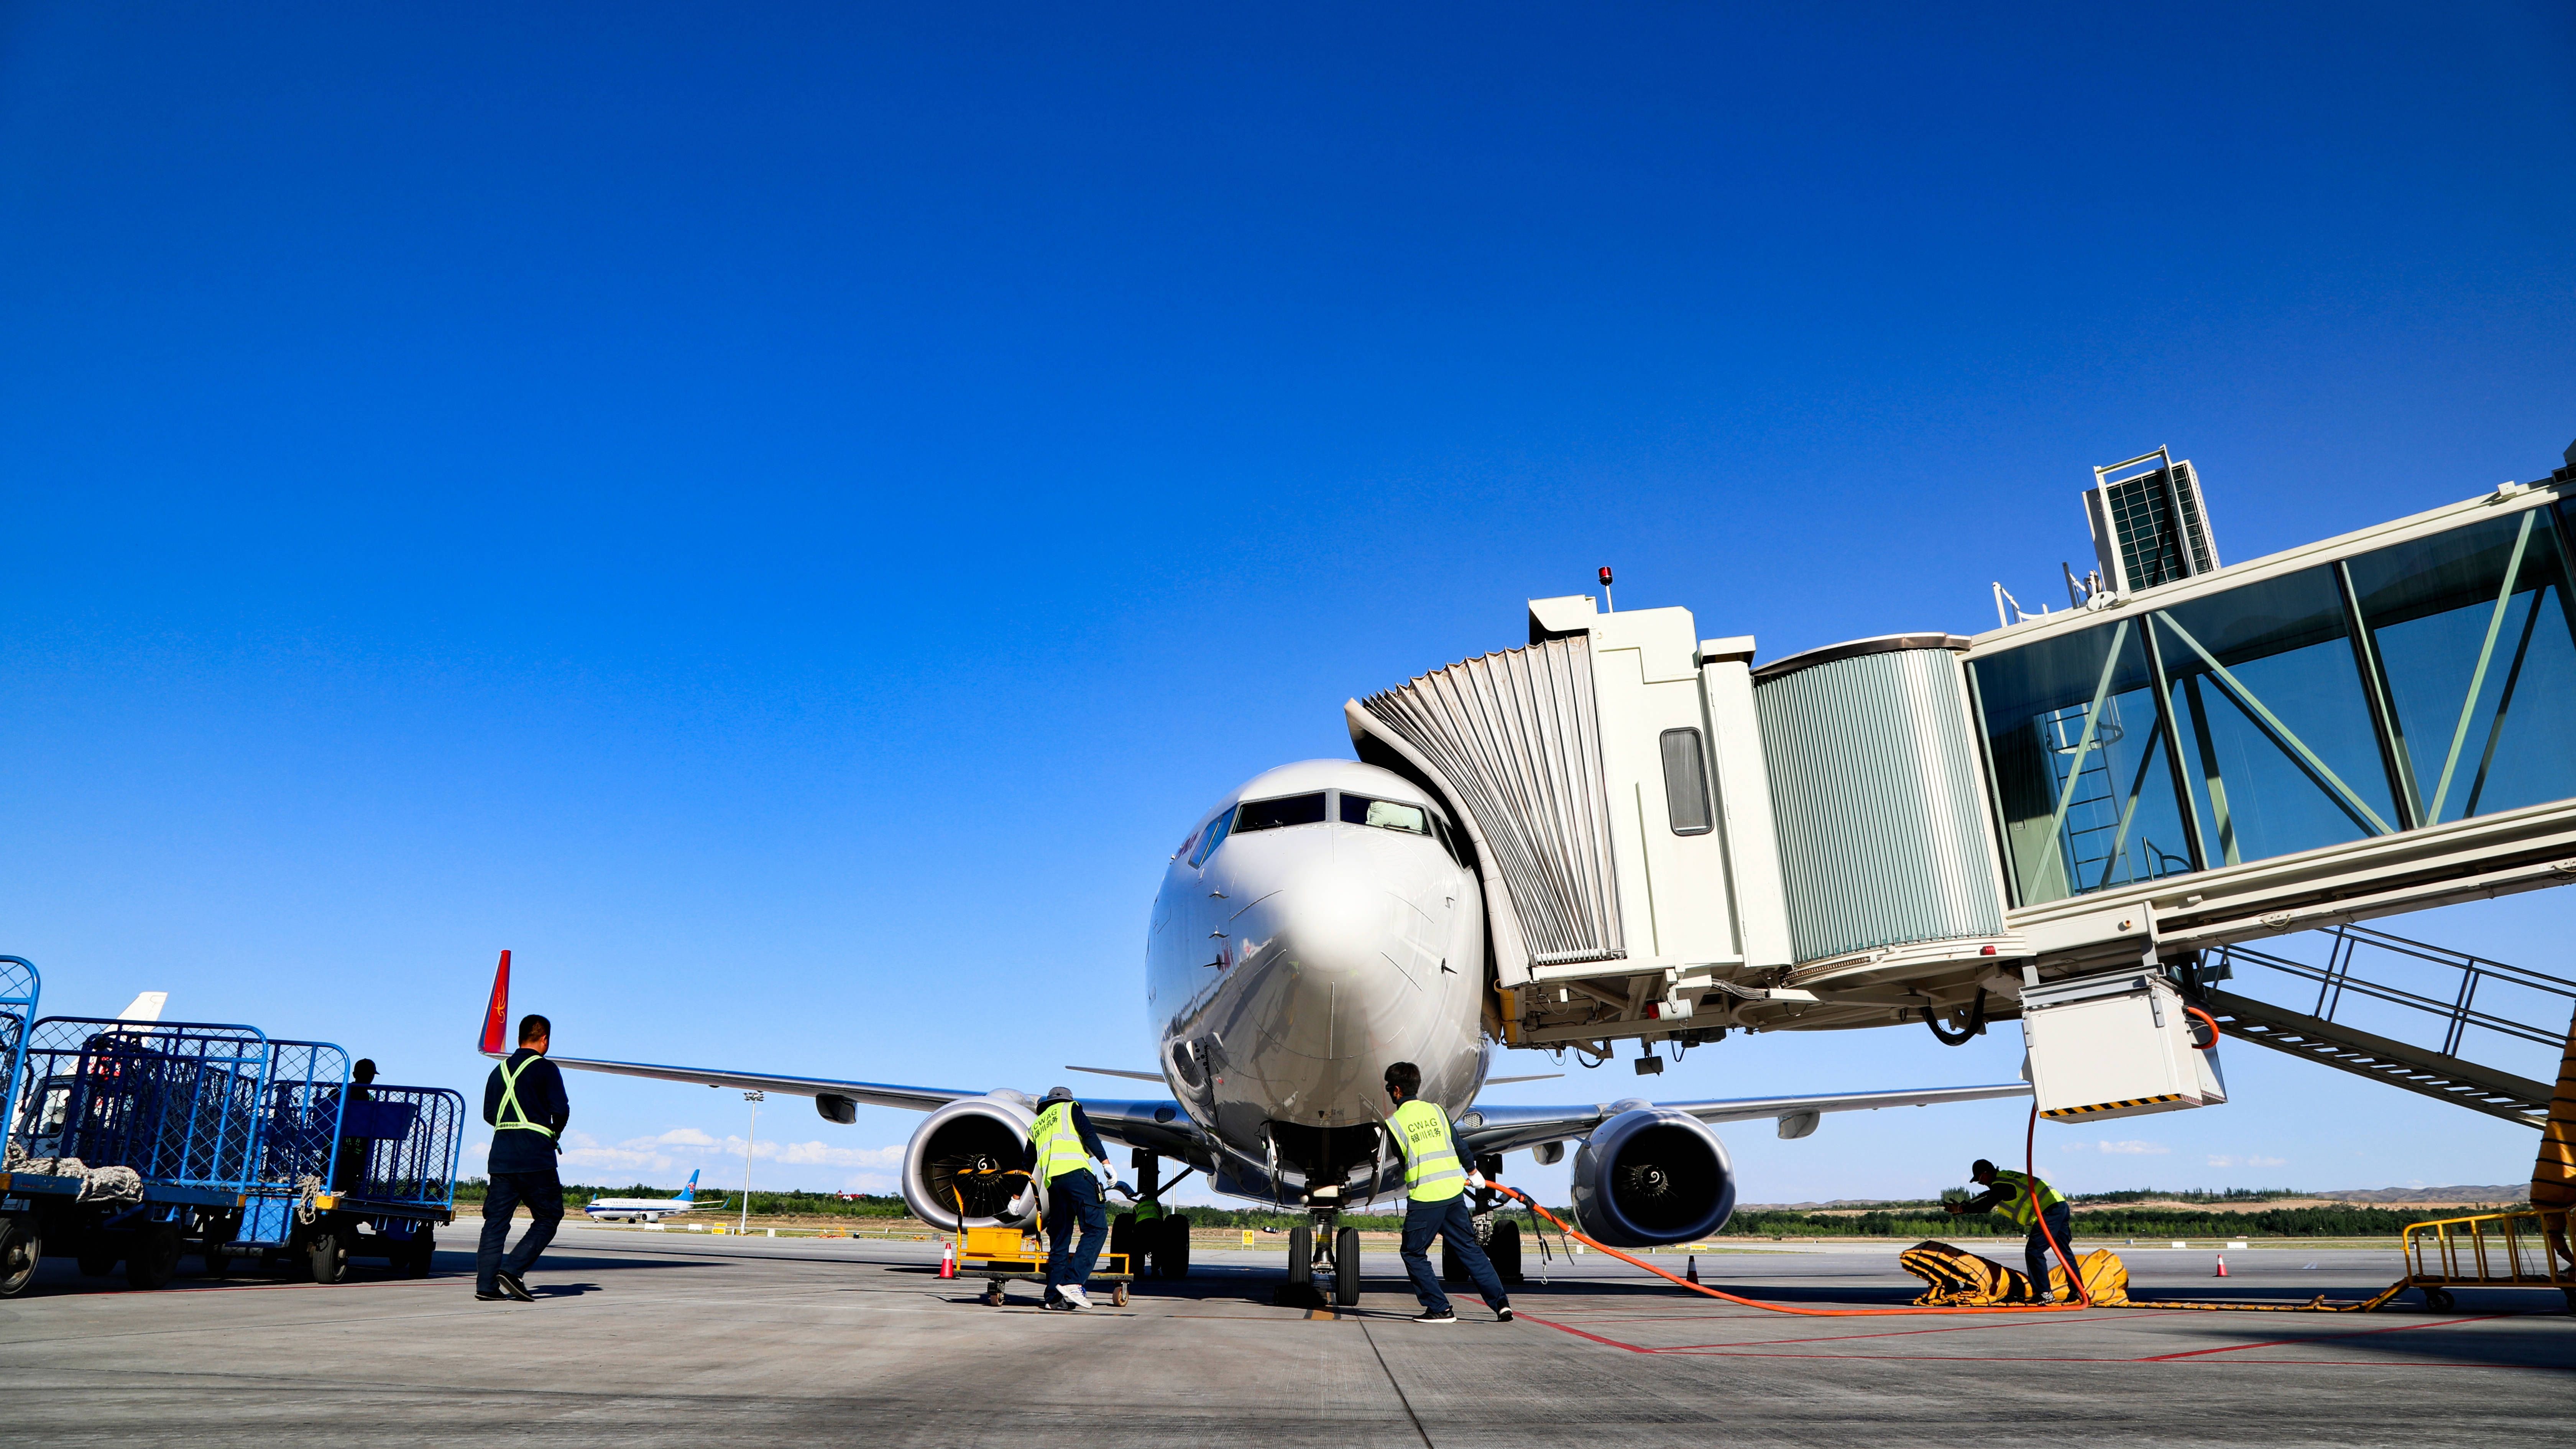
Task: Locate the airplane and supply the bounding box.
[477,757,2027,1299]
[583,1169,724,1223]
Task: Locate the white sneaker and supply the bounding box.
[1061,1285,1093,1309]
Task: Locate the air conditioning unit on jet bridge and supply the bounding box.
[2020,968,2226,1122]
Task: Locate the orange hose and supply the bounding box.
[2024,1101,2090,1307]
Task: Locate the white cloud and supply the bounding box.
[552,1125,905,1178]
[2097,1140,2169,1155]
[2061,1141,2089,1152]
[2205,1153,2284,1168]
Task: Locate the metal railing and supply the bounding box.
[2208,923,2576,1060]
[2403,1208,2572,1296]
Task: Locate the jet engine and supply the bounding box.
[899,1093,1041,1234]
[1568,1107,1737,1248]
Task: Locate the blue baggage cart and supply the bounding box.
[3,1013,271,1290]
[227,1040,463,1282]
[0,956,39,1296]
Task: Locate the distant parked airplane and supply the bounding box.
[583,1169,723,1222]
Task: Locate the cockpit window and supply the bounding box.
[1337,793,1429,835]
[1233,792,1328,833]
[1189,806,1236,867]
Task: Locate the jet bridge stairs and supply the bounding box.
[2191,923,2575,1128]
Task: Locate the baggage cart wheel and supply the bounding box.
[1112,1281,1129,1307]
[981,1283,1004,1306]
[0,1219,39,1299]
[302,1230,347,1286]
[1334,1226,1362,1307]
[401,1231,435,1280]
[1286,1225,1313,1291]
[1157,1214,1190,1280]
[77,1243,118,1278]
[2421,1285,2455,1311]
[1488,1219,1523,1286]
[126,1223,181,1291]
[200,1246,233,1278]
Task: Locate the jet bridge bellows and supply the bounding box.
[1352,634,1626,971]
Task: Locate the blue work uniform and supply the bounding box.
[1027,1100,1109,1301]
[477,1047,570,1295]
[1390,1097,1509,1315]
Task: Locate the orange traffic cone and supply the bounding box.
[939,1241,957,1279]
[2213,1254,2228,1277]
[1686,1255,1700,1284]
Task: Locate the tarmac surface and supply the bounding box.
[0,1224,2566,1446]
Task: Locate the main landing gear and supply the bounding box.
[1108,1150,1194,1284]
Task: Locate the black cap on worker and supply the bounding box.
[1971,1158,1997,1177]
[352,1059,378,1084]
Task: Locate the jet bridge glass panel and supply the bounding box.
[2344,507,2576,828]
[1973,499,2576,906]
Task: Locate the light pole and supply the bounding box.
[739,1091,765,1234]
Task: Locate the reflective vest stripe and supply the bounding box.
[1393,1099,1466,1203]
[1991,1169,2065,1228]
[495,1056,554,1137]
[1030,1102,1092,1180]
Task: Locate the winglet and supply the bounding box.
[479,950,512,1056]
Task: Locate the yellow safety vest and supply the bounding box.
[1030,1101,1092,1181]
[1392,1098,1466,1203]
[1990,1169,2066,1229]
[494,1055,556,1139]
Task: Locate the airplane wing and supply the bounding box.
[1456,1081,2032,1158]
[473,952,1206,1159]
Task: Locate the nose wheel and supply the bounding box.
[1276,1187,1365,1307]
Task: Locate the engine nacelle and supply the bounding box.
[1569,1107,1736,1248]
[899,1093,1040,1234]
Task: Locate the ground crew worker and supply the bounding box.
[331,1058,378,1194]
[1028,1086,1113,1311]
[476,1014,569,1304]
[1945,1157,2074,1302]
[1384,1061,1511,1324]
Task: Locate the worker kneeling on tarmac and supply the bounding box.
[1386,1061,1511,1324]
[1945,1158,2075,1303]
[1028,1086,1115,1311]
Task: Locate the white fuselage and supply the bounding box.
[1146,760,1489,1199]
[583,1196,712,1222]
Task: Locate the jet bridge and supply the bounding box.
[1355,441,2576,1106]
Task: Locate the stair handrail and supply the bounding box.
[2208,924,2576,1056]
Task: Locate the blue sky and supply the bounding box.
[3,4,2571,1206]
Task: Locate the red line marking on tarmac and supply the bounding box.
[1511,1313,1656,1353]
[2135,1314,2504,1360]
[1518,1309,2563,1371]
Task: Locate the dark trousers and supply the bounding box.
[1043,1170,1107,1297]
[2024,1201,2075,1295]
[476,1168,564,1293]
[1400,1194,1508,1314]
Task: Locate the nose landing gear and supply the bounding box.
[1275,1184,1364,1308]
